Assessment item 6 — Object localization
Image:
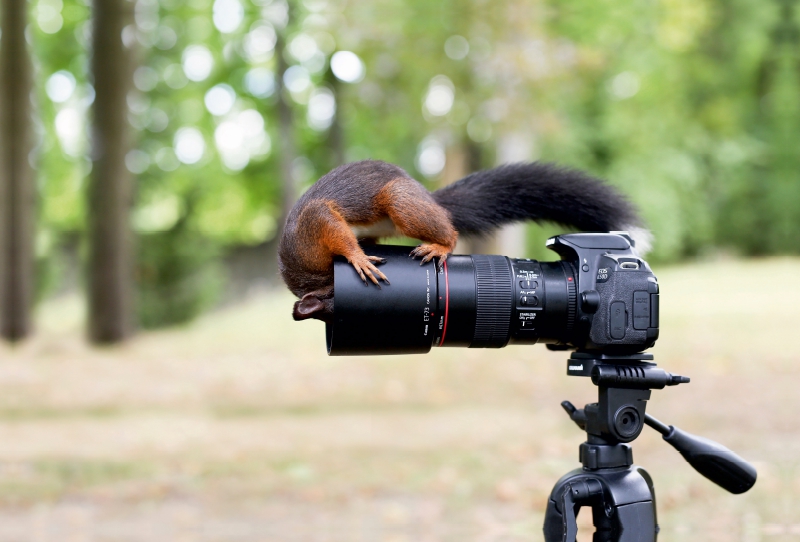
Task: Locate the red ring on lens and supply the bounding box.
[440,259,450,346]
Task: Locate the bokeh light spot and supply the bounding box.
[134,0,159,32]
[307,88,335,131]
[164,64,188,89]
[289,33,318,63]
[424,75,454,117]
[215,121,249,171]
[238,109,265,137]
[213,0,244,33]
[330,51,364,83]
[147,108,169,132]
[243,23,277,62]
[204,84,237,116]
[182,45,214,82]
[134,66,159,92]
[157,25,178,50]
[134,195,181,232]
[244,68,275,98]
[609,71,640,99]
[155,147,180,171]
[54,107,85,156]
[46,70,76,103]
[125,149,151,174]
[416,138,445,177]
[444,35,469,60]
[284,65,311,93]
[37,0,63,34]
[174,127,206,164]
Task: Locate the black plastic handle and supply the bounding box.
[646,415,757,494]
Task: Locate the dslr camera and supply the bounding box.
[326,232,658,355]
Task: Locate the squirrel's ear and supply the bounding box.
[293,294,326,321]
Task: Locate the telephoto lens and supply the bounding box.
[326,245,576,355]
[326,233,659,355]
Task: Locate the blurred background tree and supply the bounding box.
[87,0,135,342]
[5,0,796,340]
[0,0,36,341]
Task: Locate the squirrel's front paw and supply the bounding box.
[349,255,390,287]
[410,243,452,265]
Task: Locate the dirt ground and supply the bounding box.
[0,257,798,541]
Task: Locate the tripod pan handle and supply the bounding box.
[661,425,757,494]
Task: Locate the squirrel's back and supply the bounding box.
[288,160,412,225]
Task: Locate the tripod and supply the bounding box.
[543,352,757,542]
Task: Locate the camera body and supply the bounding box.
[326,232,658,356]
[533,232,659,352]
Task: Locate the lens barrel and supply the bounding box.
[326,244,577,355]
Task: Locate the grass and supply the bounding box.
[0,256,798,541]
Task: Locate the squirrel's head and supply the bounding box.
[292,292,333,322]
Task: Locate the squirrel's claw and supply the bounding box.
[350,255,390,287]
[410,243,452,266]
[366,256,390,283]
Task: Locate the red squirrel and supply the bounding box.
[278,160,643,322]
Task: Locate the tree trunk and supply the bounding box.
[0,0,36,341]
[325,67,345,167]
[443,142,495,254]
[275,33,299,236]
[492,133,531,257]
[88,0,135,343]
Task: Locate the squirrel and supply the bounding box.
[278,159,644,322]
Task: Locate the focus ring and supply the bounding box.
[471,255,513,348]
[562,261,577,333]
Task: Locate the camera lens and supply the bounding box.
[326,245,578,355]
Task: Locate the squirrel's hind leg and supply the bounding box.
[377,180,458,264]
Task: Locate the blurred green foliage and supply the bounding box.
[25,0,799,325]
[136,224,221,329]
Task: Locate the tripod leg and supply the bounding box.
[561,485,579,542]
[592,504,614,542]
[543,474,604,542]
[544,492,569,542]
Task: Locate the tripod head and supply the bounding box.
[562,351,756,492]
[564,352,685,446]
[543,352,757,542]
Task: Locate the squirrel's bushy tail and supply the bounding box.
[432,162,641,236]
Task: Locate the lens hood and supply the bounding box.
[327,244,438,355]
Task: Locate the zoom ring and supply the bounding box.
[471,255,513,348]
